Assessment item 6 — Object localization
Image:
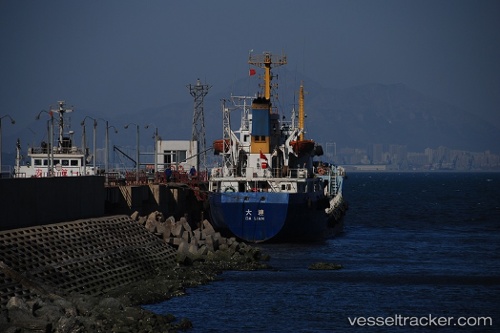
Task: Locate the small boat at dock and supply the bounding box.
[14,101,96,178]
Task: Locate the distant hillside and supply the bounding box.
[306,82,500,152]
[114,78,500,154]
[3,73,499,170]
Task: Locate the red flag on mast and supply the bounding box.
[259,150,268,169]
[249,69,256,76]
[259,150,268,161]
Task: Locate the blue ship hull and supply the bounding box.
[208,191,333,243]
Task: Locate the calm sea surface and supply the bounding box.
[144,172,500,332]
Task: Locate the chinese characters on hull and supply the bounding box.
[245,209,265,221]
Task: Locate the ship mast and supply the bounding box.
[298,82,305,141]
[248,52,287,104]
[50,101,73,148]
[247,52,287,158]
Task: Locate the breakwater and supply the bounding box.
[0,214,267,332]
[0,215,177,306]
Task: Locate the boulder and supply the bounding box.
[181,230,192,242]
[144,219,158,233]
[6,297,30,312]
[308,262,343,270]
[180,217,192,233]
[197,244,208,256]
[147,211,158,222]
[193,229,202,241]
[201,219,216,236]
[138,216,147,226]
[156,221,168,236]
[130,211,140,221]
[177,239,189,256]
[135,212,270,269]
[171,221,185,237]
[156,212,165,222]
[205,234,219,252]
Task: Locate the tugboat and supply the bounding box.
[208,52,346,243]
[15,101,96,178]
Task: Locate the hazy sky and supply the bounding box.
[1,0,499,150]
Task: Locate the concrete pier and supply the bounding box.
[0,176,105,230]
[0,176,207,231]
[105,182,206,223]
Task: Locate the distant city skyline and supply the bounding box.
[331,142,500,171]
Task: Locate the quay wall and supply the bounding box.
[0,176,105,231]
[0,215,177,309]
[0,177,205,231]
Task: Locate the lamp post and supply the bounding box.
[145,124,159,177]
[81,120,87,175]
[81,116,97,175]
[105,120,109,174]
[98,118,118,176]
[125,123,139,183]
[0,114,16,176]
[107,124,118,173]
[36,110,55,176]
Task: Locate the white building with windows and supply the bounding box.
[156,140,198,172]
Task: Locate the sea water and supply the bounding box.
[144,172,500,332]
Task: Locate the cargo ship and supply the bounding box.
[208,51,346,243]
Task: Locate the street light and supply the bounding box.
[124,123,139,183]
[145,124,159,177]
[0,114,15,176]
[98,118,118,177]
[36,110,55,176]
[107,124,118,184]
[81,116,97,175]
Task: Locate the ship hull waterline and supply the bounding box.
[208,191,343,243]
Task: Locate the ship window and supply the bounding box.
[244,135,249,142]
[34,159,42,166]
[71,160,79,166]
[254,136,266,142]
[43,159,48,166]
[62,160,69,166]
[53,159,60,165]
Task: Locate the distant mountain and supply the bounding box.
[306,82,500,153]
[3,73,499,169]
[114,77,500,154]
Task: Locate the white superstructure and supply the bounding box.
[15,101,96,178]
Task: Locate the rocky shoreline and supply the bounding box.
[0,212,270,332]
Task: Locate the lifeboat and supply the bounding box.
[290,139,315,155]
[213,139,231,154]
